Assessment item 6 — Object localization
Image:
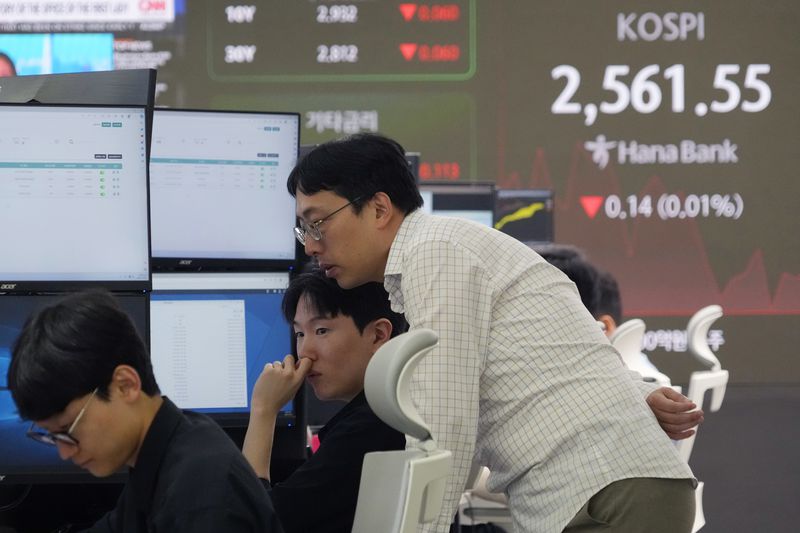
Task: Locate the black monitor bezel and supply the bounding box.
[298,143,318,160]
[0,102,153,294]
[405,152,421,183]
[420,180,496,214]
[420,180,496,195]
[149,107,301,273]
[0,69,156,107]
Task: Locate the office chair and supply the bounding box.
[609,319,672,387]
[457,466,512,529]
[352,329,453,533]
[678,304,728,463]
[678,305,729,533]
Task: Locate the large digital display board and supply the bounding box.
[1,1,797,383]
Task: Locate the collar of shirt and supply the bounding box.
[384,208,426,314]
[317,390,367,443]
[128,397,182,512]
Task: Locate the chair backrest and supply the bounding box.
[687,304,723,371]
[610,319,672,386]
[352,329,454,533]
[362,328,438,441]
[609,318,646,369]
[676,305,729,463]
[676,369,730,462]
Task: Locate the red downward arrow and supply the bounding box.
[399,43,418,61]
[399,4,418,21]
[580,196,604,219]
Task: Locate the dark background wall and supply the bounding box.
[690,385,800,533]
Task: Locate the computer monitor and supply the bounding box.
[149,109,300,271]
[298,143,317,161]
[493,189,555,244]
[149,272,295,426]
[0,293,148,483]
[0,69,155,107]
[405,152,421,183]
[0,104,151,292]
[419,182,495,227]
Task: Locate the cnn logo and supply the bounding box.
[139,1,168,12]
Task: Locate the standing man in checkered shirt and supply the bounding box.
[288,133,699,533]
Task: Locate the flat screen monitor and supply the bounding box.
[149,272,295,426]
[0,69,155,107]
[298,143,317,160]
[0,104,151,292]
[149,109,300,270]
[419,182,495,227]
[405,152,421,182]
[493,189,555,244]
[0,293,148,483]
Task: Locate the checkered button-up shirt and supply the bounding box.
[384,210,693,532]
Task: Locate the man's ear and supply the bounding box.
[597,314,617,337]
[110,365,143,403]
[370,318,393,349]
[370,192,395,229]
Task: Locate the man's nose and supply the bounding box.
[297,355,314,371]
[298,340,318,361]
[304,237,322,256]
[56,440,77,461]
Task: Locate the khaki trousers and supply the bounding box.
[562,477,696,533]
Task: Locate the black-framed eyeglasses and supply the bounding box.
[26,387,98,447]
[294,197,362,246]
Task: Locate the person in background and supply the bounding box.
[536,244,679,394]
[533,243,601,316]
[0,52,17,77]
[595,269,672,381]
[7,290,280,533]
[594,268,622,334]
[242,270,407,533]
[288,132,699,532]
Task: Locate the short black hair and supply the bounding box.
[282,269,406,338]
[8,290,159,421]
[533,243,587,263]
[535,244,601,316]
[596,270,623,324]
[287,133,423,215]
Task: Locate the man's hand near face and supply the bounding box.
[252,355,312,416]
[243,355,312,479]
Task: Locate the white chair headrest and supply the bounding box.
[609,318,646,369]
[687,305,723,371]
[364,329,438,442]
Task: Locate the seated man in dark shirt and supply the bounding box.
[7,290,280,533]
[242,270,407,533]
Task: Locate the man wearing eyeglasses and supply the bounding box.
[289,133,699,533]
[6,290,281,532]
